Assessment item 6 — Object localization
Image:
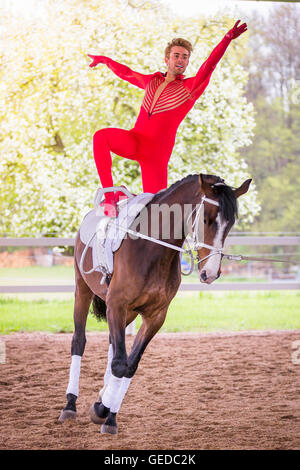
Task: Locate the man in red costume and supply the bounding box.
[89,20,247,216]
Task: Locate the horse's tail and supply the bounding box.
[91,295,107,322]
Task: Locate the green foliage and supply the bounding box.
[0,0,257,236]
[241,86,300,233]
[240,3,300,235]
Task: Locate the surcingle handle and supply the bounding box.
[93,186,134,209]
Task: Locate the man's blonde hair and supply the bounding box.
[164,38,193,59]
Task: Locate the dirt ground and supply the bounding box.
[0,330,299,450]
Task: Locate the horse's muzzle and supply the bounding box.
[199,270,220,284]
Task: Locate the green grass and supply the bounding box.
[0,291,299,334]
[0,297,105,334]
[162,291,300,332]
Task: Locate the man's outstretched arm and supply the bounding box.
[186,20,248,99]
[88,55,152,90]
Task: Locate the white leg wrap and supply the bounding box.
[66,355,82,397]
[111,377,132,413]
[102,374,132,413]
[99,345,132,412]
[102,374,122,409]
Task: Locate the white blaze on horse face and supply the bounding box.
[200,213,227,284]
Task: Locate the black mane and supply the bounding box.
[201,174,238,223]
[214,182,238,224]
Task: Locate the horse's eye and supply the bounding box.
[204,219,207,224]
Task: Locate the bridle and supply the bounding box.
[187,195,223,255]
[178,194,224,276]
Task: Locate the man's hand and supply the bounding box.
[225,20,247,40]
[87,55,107,67]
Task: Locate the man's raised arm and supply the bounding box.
[186,20,247,100]
[88,55,152,90]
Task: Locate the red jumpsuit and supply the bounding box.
[93,33,233,195]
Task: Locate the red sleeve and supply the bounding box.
[102,57,153,90]
[185,34,232,100]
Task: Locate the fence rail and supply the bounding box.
[1,236,300,246]
[0,236,299,293]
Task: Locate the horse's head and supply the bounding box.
[196,174,251,284]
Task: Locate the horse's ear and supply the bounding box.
[199,173,210,192]
[235,179,252,198]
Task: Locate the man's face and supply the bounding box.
[165,46,190,75]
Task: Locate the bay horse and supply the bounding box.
[59,173,251,434]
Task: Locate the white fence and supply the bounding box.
[0,236,299,293]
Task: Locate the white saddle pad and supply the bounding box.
[79,192,154,275]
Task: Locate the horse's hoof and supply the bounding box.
[89,402,108,425]
[101,423,118,435]
[58,409,76,423]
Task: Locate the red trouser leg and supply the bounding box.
[140,159,168,193]
[93,127,170,198]
[93,128,138,188]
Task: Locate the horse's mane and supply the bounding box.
[150,173,238,223]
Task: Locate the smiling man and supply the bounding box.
[88,20,247,216]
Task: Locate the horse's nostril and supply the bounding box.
[201,271,207,281]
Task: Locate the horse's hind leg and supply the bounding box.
[58,268,93,423]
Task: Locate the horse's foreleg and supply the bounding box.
[91,311,138,431]
[99,309,167,435]
[89,338,113,425]
[58,275,93,423]
[98,311,137,401]
[90,298,127,431]
[91,301,135,434]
